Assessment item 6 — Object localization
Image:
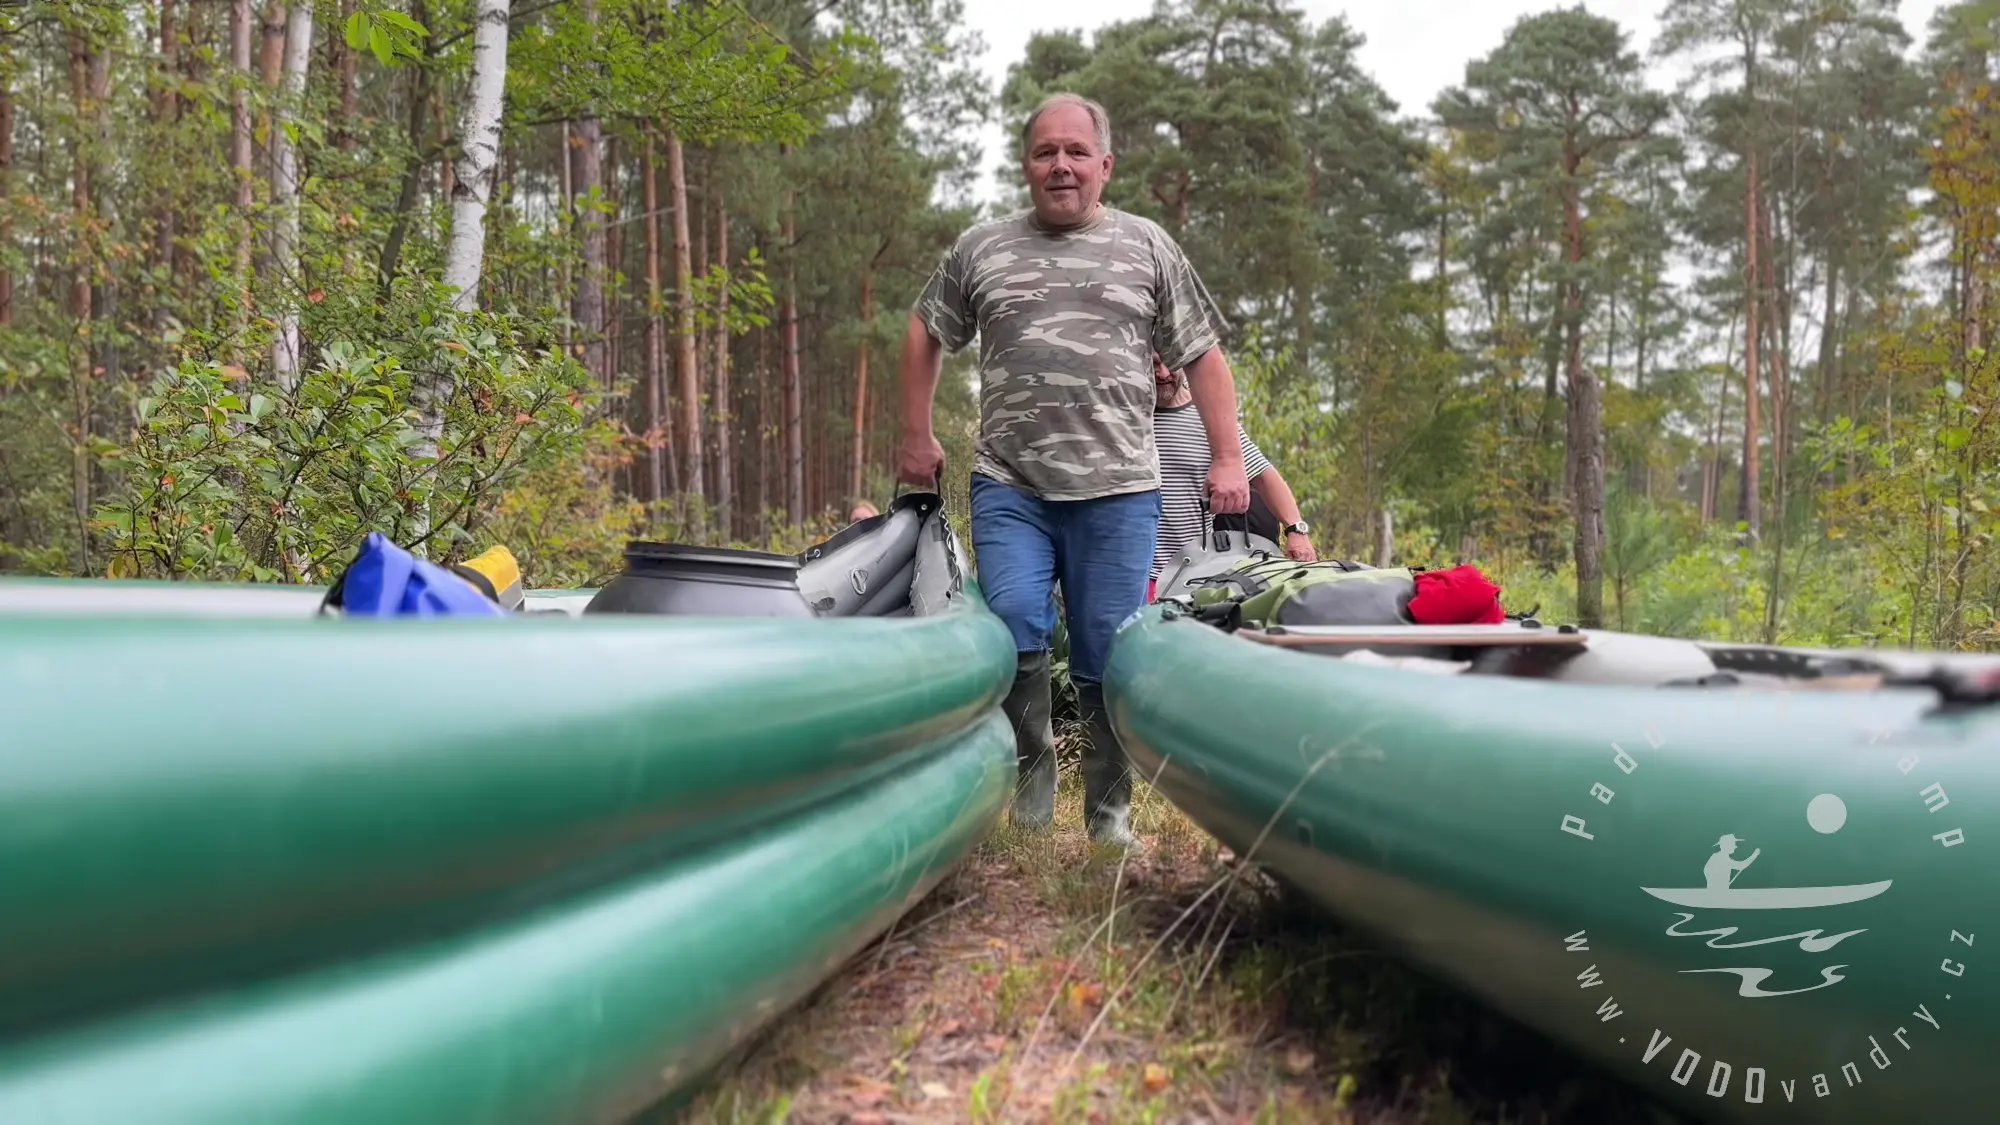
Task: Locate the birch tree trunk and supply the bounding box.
[269,1,312,393]
[408,0,509,554]
[441,0,508,306]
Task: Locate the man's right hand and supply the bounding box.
[1205,458,1251,515]
[898,432,946,486]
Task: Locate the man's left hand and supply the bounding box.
[1207,460,1250,515]
[1284,532,1317,562]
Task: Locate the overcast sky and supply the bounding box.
[957,0,1949,204]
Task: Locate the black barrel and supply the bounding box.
[584,542,815,618]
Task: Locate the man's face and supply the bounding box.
[1022,104,1113,228]
[1152,354,1183,406]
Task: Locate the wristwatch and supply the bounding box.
[1282,520,1310,537]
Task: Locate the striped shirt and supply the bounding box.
[1150,402,1272,579]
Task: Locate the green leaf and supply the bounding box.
[376,9,427,36]
[344,11,369,50]
[1941,426,1973,450]
[369,24,394,67]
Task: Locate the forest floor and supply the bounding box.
[676,758,1682,1125]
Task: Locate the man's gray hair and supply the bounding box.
[1021,92,1113,157]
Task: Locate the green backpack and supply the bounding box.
[1188,556,1420,630]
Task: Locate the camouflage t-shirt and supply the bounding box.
[914,206,1225,502]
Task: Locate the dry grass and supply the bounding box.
[673,760,1682,1125]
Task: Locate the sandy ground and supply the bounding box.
[673,775,1677,1125]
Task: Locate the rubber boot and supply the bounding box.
[1003,650,1056,831]
[1075,682,1137,849]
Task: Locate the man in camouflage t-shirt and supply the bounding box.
[896,92,1252,848]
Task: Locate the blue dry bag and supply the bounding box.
[320,532,507,618]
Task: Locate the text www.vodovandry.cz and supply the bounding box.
[1554,722,1971,1107]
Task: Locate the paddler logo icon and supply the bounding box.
[1550,715,1974,1114]
[1646,820,1890,999]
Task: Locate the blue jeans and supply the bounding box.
[969,473,1161,687]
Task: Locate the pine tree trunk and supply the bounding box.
[67,34,96,569]
[0,60,13,327]
[757,324,771,523]
[374,5,435,296]
[269,0,312,393]
[1562,142,1603,630]
[572,114,605,384]
[694,163,711,499]
[642,132,666,505]
[335,0,357,149]
[712,196,734,536]
[230,0,254,320]
[667,129,704,502]
[558,120,572,353]
[1759,195,1789,525]
[604,135,623,395]
[1740,147,1762,540]
[151,0,178,330]
[1815,250,1841,427]
[256,0,285,295]
[849,262,876,506]
[780,144,804,526]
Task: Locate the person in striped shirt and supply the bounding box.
[1148,353,1316,600]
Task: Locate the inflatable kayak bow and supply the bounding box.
[0,492,1014,1122]
[1105,594,2000,1125]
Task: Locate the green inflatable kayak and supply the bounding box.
[0,494,1014,1120]
[1106,594,1999,1124]
[0,711,1011,1123]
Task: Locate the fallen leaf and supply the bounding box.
[850,1114,888,1125]
[1283,1046,1315,1076]
[934,1019,964,1039]
[1142,1063,1171,1093]
[919,1080,952,1100]
[1066,981,1104,1013]
[981,1035,1009,1053]
[306,288,325,304]
[219,364,249,382]
[514,412,535,424]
